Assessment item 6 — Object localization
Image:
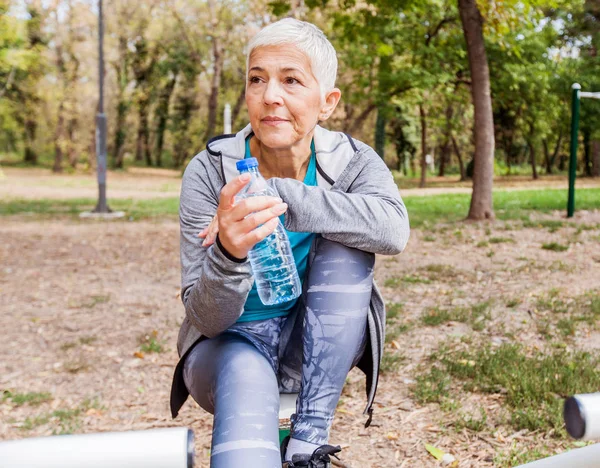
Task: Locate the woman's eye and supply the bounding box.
[285,77,299,85]
[248,76,261,84]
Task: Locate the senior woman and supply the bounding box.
[169,18,409,468]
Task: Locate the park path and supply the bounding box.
[2,167,599,200]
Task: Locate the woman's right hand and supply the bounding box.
[215,173,288,260]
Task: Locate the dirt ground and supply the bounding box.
[1,170,600,467]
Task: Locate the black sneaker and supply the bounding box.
[283,443,342,468]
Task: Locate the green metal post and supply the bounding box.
[567,83,581,218]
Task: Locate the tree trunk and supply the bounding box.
[205,39,224,141]
[592,140,600,177]
[439,104,453,177]
[113,99,128,169]
[23,119,38,164]
[452,135,466,181]
[528,138,538,180]
[136,96,152,166]
[550,129,563,172]
[375,108,386,159]
[458,0,495,220]
[67,117,78,168]
[543,139,551,175]
[53,102,65,173]
[154,72,178,167]
[231,84,246,129]
[583,129,592,177]
[112,36,130,169]
[349,103,377,135]
[419,104,427,188]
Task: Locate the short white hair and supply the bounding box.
[246,18,338,98]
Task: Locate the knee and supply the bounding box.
[315,238,375,268]
[218,341,278,392]
[311,238,375,285]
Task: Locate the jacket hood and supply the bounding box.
[206,124,359,187]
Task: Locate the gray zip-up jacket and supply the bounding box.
[170,124,410,425]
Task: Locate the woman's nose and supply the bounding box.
[263,80,283,106]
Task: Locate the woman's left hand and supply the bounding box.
[198,215,219,246]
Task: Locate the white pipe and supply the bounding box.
[515,443,600,468]
[0,427,194,468]
[565,393,600,440]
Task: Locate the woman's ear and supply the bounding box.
[318,88,342,121]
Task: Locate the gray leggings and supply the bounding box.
[183,238,374,467]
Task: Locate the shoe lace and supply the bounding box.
[308,445,342,467]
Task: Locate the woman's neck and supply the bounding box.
[250,134,312,181]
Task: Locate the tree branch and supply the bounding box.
[425,16,456,46]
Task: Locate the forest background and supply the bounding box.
[1,0,599,187]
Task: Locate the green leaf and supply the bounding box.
[425,443,446,461]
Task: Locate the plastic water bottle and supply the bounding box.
[235,157,302,305]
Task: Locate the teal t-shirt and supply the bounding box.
[236,135,317,323]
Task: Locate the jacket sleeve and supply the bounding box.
[269,146,410,255]
[179,154,253,338]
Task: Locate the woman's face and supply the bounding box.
[246,45,339,150]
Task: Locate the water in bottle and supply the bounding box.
[235,157,302,305]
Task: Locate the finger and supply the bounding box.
[202,226,220,247]
[229,196,283,221]
[240,203,287,233]
[218,174,252,209]
[240,217,279,249]
[198,227,209,238]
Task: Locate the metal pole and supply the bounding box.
[224,103,232,134]
[567,83,580,218]
[94,0,110,213]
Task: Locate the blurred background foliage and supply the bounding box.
[0,0,598,179]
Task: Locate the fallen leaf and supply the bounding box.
[386,432,399,440]
[134,351,144,359]
[425,443,445,461]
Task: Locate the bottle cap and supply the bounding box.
[236,158,259,172]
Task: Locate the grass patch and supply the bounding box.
[0,197,179,220]
[2,391,52,406]
[489,236,515,244]
[385,275,431,287]
[542,242,569,252]
[380,351,406,374]
[4,188,599,226]
[17,398,104,434]
[494,444,556,468]
[386,302,404,320]
[138,330,165,354]
[523,219,565,232]
[421,307,452,326]
[506,298,522,308]
[60,335,97,351]
[412,366,450,404]
[430,342,600,435]
[402,188,600,228]
[454,407,488,432]
[421,301,492,330]
[536,289,569,314]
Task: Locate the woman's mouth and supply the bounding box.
[262,117,289,126]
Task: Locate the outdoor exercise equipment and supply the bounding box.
[279,392,298,445]
[94,0,109,214]
[568,83,600,218]
[515,392,600,467]
[0,427,194,468]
